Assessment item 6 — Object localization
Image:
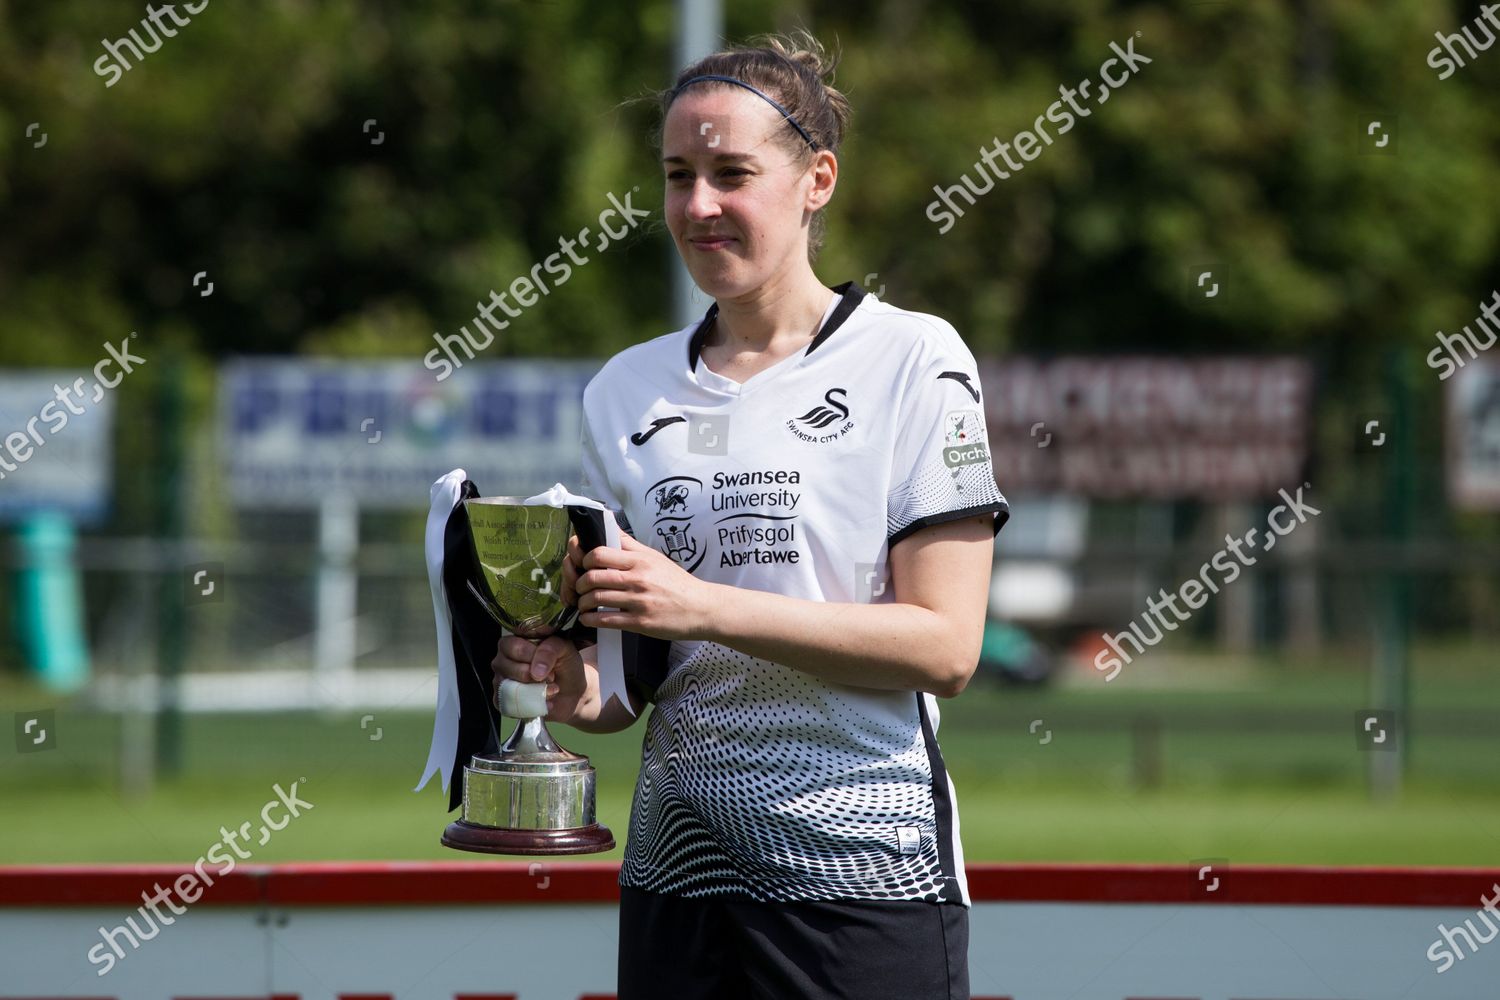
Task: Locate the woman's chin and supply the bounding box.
[687,262,753,299]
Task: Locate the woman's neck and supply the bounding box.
[705,269,836,357]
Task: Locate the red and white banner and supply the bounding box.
[1,862,1497,999]
[982,356,1314,499]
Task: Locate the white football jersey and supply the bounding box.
[579,280,1008,905]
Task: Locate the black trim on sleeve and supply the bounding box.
[888,499,1009,549]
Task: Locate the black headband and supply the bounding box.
[671,74,820,151]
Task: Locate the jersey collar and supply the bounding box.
[686,280,867,372]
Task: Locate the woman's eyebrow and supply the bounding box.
[662,152,757,165]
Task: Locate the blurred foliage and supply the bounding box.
[3,0,1497,364]
[0,0,1497,557]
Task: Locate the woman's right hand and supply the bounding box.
[491,631,587,724]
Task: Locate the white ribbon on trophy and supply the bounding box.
[417,468,467,796]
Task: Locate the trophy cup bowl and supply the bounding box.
[441,497,616,856]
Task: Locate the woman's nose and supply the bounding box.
[685,178,720,221]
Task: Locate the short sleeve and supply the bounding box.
[579,406,625,513]
[886,330,1009,547]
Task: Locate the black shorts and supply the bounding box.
[617,885,970,1000]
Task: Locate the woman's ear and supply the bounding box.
[806,149,838,211]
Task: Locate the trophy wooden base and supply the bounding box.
[441,819,616,856]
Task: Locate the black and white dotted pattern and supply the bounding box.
[618,640,960,903]
[887,451,1007,545]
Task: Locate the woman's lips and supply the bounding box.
[689,237,735,251]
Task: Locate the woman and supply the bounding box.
[493,30,1007,1000]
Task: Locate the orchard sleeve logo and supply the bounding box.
[645,476,706,573]
[786,387,854,443]
[943,409,990,467]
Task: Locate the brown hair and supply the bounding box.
[654,29,852,263]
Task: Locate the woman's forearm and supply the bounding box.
[557,640,644,734]
[697,583,976,697]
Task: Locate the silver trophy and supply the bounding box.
[440,497,615,855]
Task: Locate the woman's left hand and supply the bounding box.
[572,532,714,641]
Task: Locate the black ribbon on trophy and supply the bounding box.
[416,469,669,854]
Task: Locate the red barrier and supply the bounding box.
[1,861,1495,907]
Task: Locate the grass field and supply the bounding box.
[3,646,1498,867]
